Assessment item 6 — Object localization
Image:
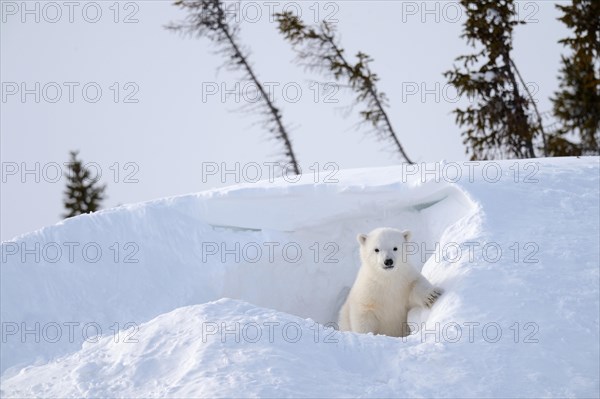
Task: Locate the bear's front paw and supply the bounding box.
[425,288,443,308]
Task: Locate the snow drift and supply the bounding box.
[1,157,599,398]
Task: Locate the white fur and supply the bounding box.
[338,227,442,337]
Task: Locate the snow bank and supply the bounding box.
[1,157,599,397]
[1,167,475,375]
[1,299,441,397]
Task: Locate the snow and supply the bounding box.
[1,157,599,397]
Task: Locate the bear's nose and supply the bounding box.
[384,258,394,267]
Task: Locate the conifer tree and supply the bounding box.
[444,0,542,160]
[62,151,106,218]
[168,0,300,174]
[275,12,414,164]
[549,0,600,156]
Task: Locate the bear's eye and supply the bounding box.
[393,247,398,251]
[374,248,379,253]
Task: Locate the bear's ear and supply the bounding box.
[357,234,368,246]
[402,230,412,241]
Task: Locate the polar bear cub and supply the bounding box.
[338,227,442,337]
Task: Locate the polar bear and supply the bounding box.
[338,227,442,337]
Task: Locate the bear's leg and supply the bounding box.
[409,276,443,309]
[337,302,350,331]
[400,323,411,337]
[349,308,380,334]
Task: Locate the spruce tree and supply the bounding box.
[444,0,542,160]
[549,0,600,156]
[275,12,414,164]
[168,0,300,174]
[62,151,106,218]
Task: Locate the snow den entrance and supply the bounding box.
[205,181,478,324]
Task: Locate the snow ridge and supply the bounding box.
[1,158,599,398]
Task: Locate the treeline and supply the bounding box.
[61,1,599,217]
[168,0,599,166]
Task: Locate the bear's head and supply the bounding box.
[357,227,412,272]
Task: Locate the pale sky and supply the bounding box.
[1,1,569,241]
